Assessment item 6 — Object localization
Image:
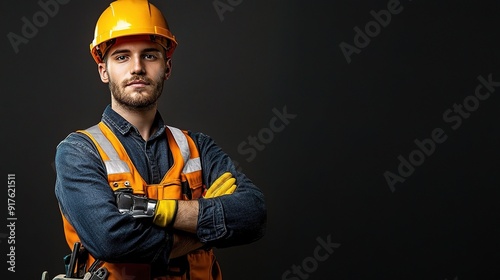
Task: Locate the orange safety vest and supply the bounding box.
[61,121,222,280]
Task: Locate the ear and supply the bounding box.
[98,62,109,83]
[164,59,172,80]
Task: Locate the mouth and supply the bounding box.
[126,79,150,87]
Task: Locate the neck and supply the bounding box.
[111,101,158,141]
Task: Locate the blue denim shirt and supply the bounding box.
[55,105,266,265]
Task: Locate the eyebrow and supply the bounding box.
[110,47,163,56]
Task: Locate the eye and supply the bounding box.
[115,55,128,61]
[143,54,158,60]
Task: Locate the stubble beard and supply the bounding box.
[109,73,165,111]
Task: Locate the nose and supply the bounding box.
[131,55,145,75]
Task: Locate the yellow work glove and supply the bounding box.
[153,199,178,227]
[204,172,237,198]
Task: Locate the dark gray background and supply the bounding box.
[1,0,500,279]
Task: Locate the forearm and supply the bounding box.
[169,201,205,258]
[172,200,199,233]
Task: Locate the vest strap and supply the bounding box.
[84,124,130,175]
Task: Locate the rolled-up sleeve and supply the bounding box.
[193,132,267,248]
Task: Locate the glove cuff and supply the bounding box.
[153,199,178,227]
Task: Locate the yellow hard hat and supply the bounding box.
[90,0,177,64]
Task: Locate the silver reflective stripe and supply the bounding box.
[86,125,130,175]
[167,126,190,164]
[166,126,202,173]
[184,157,201,173]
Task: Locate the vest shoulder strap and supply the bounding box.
[164,125,202,177]
[79,122,131,175]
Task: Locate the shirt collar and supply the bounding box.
[101,104,166,138]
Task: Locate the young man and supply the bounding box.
[54,1,267,279]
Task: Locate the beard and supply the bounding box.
[109,72,165,111]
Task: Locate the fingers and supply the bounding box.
[211,178,236,197]
[205,172,237,198]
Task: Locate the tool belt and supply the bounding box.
[41,242,108,280]
[41,243,221,280]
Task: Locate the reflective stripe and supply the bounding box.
[166,126,202,174]
[167,126,189,164]
[86,125,130,174]
[184,157,201,173]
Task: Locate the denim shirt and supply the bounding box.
[55,105,266,265]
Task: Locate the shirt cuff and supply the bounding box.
[197,198,227,243]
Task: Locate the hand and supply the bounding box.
[170,232,204,258]
[204,172,237,198]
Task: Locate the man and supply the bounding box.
[54,1,267,279]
